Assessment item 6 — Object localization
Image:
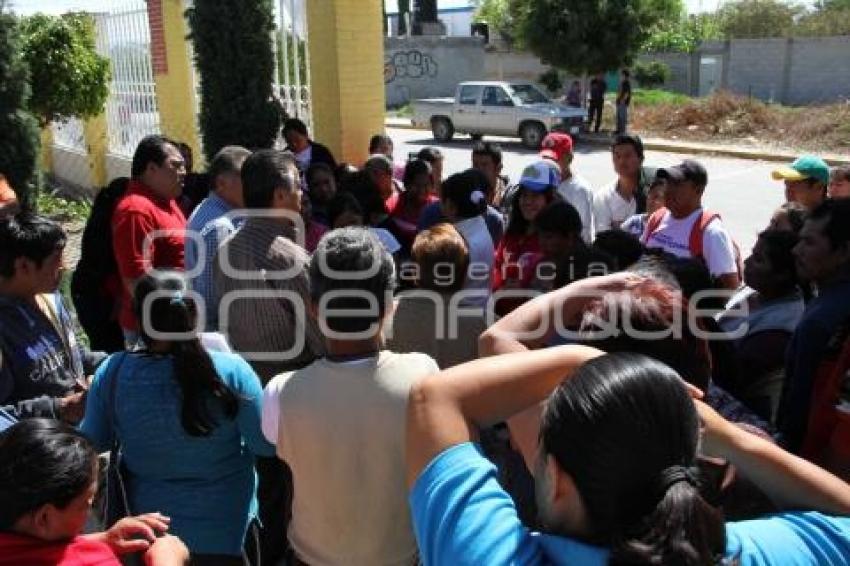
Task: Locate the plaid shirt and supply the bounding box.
[212,217,324,382]
[186,193,238,329]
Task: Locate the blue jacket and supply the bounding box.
[0,293,104,419]
[80,350,275,555]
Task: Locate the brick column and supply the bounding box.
[147,0,202,165]
[306,0,385,165]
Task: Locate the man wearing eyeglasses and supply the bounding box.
[112,135,188,347]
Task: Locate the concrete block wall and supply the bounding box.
[637,52,692,94]
[727,38,788,102]
[786,37,850,105]
[384,36,486,106]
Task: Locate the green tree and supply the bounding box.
[19,12,110,127]
[794,2,850,36]
[633,60,670,87]
[187,0,282,163]
[0,8,40,207]
[717,0,803,38]
[642,13,722,52]
[472,0,513,40]
[509,0,682,74]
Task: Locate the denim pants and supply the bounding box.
[616,102,629,134]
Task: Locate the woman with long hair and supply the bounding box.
[492,160,559,315]
[80,271,274,565]
[407,346,850,565]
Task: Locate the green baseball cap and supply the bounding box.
[771,155,830,186]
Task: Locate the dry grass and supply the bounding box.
[631,90,850,153]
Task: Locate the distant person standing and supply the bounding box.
[616,69,632,134]
[112,135,187,346]
[588,73,607,133]
[282,118,337,174]
[565,80,582,107]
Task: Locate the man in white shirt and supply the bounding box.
[642,159,741,290]
[540,132,595,243]
[594,134,647,232]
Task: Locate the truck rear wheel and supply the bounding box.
[431,117,454,143]
[520,122,546,149]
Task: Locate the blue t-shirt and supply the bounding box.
[410,442,850,566]
[80,350,275,555]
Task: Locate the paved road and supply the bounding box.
[388,127,787,255]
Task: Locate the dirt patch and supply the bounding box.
[631,90,850,155]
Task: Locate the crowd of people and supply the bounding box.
[1,117,850,566]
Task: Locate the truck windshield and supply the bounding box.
[508,84,550,104]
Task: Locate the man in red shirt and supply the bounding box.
[112,135,187,345]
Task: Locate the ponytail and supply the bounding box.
[170,337,239,437]
[441,169,489,219]
[133,273,239,437]
[610,466,726,566]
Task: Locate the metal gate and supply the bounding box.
[273,0,312,131]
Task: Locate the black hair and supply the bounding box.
[441,169,489,219]
[808,198,850,251]
[334,163,359,185]
[756,229,799,291]
[775,201,807,234]
[133,272,238,436]
[417,146,443,164]
[472,141,503,167]
[309,228,396,334]
[611,134,645,161]
[403,159,433,189]
[131,135,178,178]
[540,353,724,565]
[553,245,617,288]
[0,213,66,278]
[592,230,644,270]
[282,117,309,137]
[0,419,97,530]
[368,134,393,154]
[535,200,582,239]
[622,69,631,78]
[306,162,335,186]
[327,191,364,228]
[208,145,251,184]
[505,186,557,236]
[364,154,393,175]
[577,278,713,390]
[339,170,386,222]
[240,149,299,209]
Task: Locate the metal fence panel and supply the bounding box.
[95,2,160,158]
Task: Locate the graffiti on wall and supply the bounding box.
[384,50,439,84]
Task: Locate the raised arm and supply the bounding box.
[698,400,850,515]
[406,345,602,487]
[479,272,646,356]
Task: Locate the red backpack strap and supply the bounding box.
[642,208,668,245]
[689,209,720,259]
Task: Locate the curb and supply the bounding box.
[384,118,850,165]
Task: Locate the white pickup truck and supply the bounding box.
[411,81,587,149]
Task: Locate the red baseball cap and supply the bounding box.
[540,132,573,162]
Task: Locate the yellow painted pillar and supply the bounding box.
[148,0,202,166]
[39,128,54,175]
[83,114,108,188]
[306,0,385,165]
